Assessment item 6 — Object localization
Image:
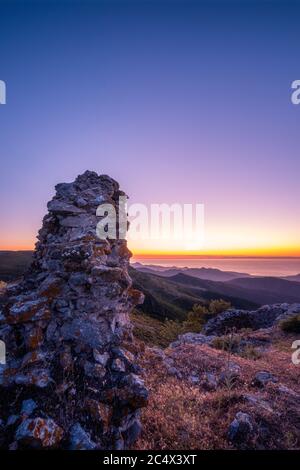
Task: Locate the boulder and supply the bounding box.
[253,371,278,388]
[227,412,254,446]
[203,303,300,335]
[69,423,97,450]
[170,332,215,348]
[15,418,64,448]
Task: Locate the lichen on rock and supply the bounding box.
[0,170,147,450]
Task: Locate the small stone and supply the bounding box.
[16,418,64,448]
[111,357,126,372]
[7,299,50,324]
[21,399,37,417]
[14,368,51,388]
[253,371,278,388]
[7,415,20,426]
[277,384,299,398]
[189,374,200,385]
[93,350,109,366]
[69,423,97,450]
[47,200,84,215]
[201,372,218,390]
[243,394,274,413]
[167,366,182,379]
[228,412,254,445]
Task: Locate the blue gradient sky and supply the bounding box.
[0,0,299,254]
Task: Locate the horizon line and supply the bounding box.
[1,248,300,260]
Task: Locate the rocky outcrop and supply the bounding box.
[0,171,147,449]
[202,303,300,335]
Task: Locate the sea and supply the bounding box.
[131,257,300,277]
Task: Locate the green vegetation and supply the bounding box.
[182,299,231,333]
[212,333,242,353]
[131,299,231,347]
[129,267,258,325]
[239,344,262,360]
[212,331,262,360]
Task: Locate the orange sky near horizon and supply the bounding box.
[1,215,300,257]
[1,240,300,258]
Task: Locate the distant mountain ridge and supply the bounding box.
[131,262,251,281]
[1,253,300,323]
[132,261,300,283]
[171,272,300,306]
[129,267,258,322]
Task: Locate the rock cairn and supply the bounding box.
[0,171,147,449]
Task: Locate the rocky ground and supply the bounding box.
[132,308,300,450]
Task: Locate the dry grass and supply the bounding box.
[132,328,300,450]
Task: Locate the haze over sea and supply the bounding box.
[132,257,300,277]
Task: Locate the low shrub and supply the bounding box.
[212,334,242,353]
[239,344,262,360]
[280,315,300,334]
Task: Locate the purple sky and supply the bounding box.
[0,1,299,254]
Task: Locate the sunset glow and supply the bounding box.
[1,1,299,259]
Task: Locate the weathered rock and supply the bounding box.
[7,415,19,426]
[253,371,278,388]
[227,412,254,446]
[170,332,216,348]
[21,399,38,417]
[243,394,275,414]
[203,303,300,335]
[69,423,97,450]
[277,384,300,398]
[15,418,64,448]
[0,171,147,450]
[201,372,218,391]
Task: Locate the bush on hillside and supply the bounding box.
[182,300,231,334]
[280,315,300,334]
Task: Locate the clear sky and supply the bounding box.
[0,0,299,255]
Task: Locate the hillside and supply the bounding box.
[0,250,33,281]
[132,325,300,450]
[129,268,259,322]
[132,262,251,282]
[171,272,300,306]
[2,252,300,322]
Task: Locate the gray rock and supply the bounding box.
[228,412,254,444]
[69,423,97,450]
[203,304,295,335]
[170,332,216,348]
[93,350,109,366]
[7,415,19,426]
[277,384,300,398]
[201,372,218,390]
[47,200,84,215]
[16,418,64,448]
[253,371,278,388]
[243,394,275,413]
[189,373,200,385]
[21,399,37,416]
[0,171,147,450]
